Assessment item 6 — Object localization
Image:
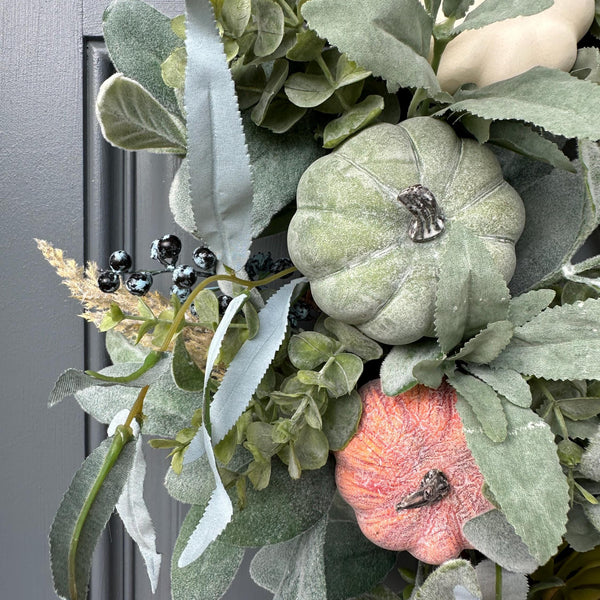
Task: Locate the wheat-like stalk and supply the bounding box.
[36,239,213,368]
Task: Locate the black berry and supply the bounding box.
[126,272,153,296]
[98,270,120,293]
[108,250,132,273]
[150,234,182,266]
[193,247,217,274]
[170,284,191,303]
[245,252,273,280]
[270,258,294,276]
[218,294,233,315]
[172,265,197,289]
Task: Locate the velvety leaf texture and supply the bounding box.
[50,436,136,600]
[464,365,532,408]
[456,398,569,564]
[454,0,553,33]
[414,559,481,600]
[184,0,253,271]
[475,560,529,600]
[302,0,445,97]
[507,289,555,327]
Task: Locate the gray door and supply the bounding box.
[1,1,274,597]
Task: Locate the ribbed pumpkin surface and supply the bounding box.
[335,379,493,564]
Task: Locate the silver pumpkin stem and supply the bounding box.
[396,469,450,510]
[397,184,445,242]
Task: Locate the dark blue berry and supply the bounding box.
[172,265,197,288]
[126,272,153,296]
[193,247,217,274]
[288,300,311,327]
[98,270,120,293]
[108,250,132,273]
[270,258,294,277]
[150,234,182,266]
[170,284,191,303]
[218,294,233,315]
[245,252,273,280]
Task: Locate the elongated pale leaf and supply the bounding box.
[454,0,553,33]
[250,516,328,600]
[50,435,136,600]
[463,510,539,573]
[185,0,253,271]
[448,371,507,442]
[456,398,569,564]
[302,0,446,98]
[380,339,443,396]
[103,0,183,115]
[452,320,514,364]
[475,560,529,600]
[464,365,531,408]
[108,412,161,592]
[171,505,244,600]
[445,67,600,141]
[435,222,510,353]
[414,559,481,600]
[491,298,600,380]
[211,279,307,444]
[96,74,186,153]
[49,369,106,407]
[508,289,555,327]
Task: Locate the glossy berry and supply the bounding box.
[172,265,197,289]
[193,246,217,274]
[245,252,273,280]
[288,300,310,327]
[170,284,191,303]
[150,234,182,266]
[98,270,120,293]
[126,272,153,296]
[270,257,294,277]
[218,294,233,315]
[108,250,132,273]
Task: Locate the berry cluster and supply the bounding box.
[97,234,217,301]
[245,252,294,281]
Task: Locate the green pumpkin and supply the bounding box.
[287,117,525,345]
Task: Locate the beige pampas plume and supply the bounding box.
[36,239,212,368]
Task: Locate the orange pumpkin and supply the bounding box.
[334,380,493,564]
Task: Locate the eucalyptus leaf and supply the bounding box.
[50,435,136,600]
[172,335,205,391]
[161,46,187,90]
[444,67,600,141]
[456,398,570,564]
[171,505,244,600]
[286,28,325,62]
[251,0,284,57]
[380,339,443,396]
[250,516,328,600]
[565,503,600,552]
[464,365,531,408]
[322,390,362,451]
[322,95,385,149]
[284,73,336,108]
[259,97,307,134]
[413,559,481,600]
[221,0,252,38]
[96,74,187,153]
[452,320,514,364]
[288,331,343,370]
[184,0,253,271]
[442,0,474,19]
[323,318,383,362]
[474,560,529,600]
[491,298,600,380]
[210,279,306,446]
[508,289,555,327]
[463,510,540,574]
[302,0,446,98]
[103,0,183,115]
[306,353,364,398]
[232,63,266,110]
[454,0,553,33]
[448,371,507,442]
[251,58,288,125]
[435,222,510,353]
[192,288,220,328]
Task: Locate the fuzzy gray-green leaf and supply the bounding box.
[464,365,532,408]
[50,436,136,600]
[322,390,362,451]
[491,298,600,380]
[452,320,513,364]
[454,0,553,33]
[288,331,343,370]
[508,289,555,327]
[413,559,481,600]
[96,74,187,153]
[380,339,443,396]
[475,561,529,600]
[172,335,204,391]
[251,0,284,57]
[457,398,569,564]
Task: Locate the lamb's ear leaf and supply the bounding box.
[453,0,553,33]
[103,0,183,116]
[451,320,513,364]
[463,365,531,408]
[50,432,136,600]
[184,0,253,271]
[456,398,569,565]
[463,510,540,573]
[474,560,529,600]
[413,559,481,600]
[565,503,600,553]
[507,289,555,327]
[171,505,244,600]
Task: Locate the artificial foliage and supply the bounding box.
[41,0,600,599]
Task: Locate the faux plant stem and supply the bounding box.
[68,425,133,600]
[85,349,161,383]
[495,562,503,600]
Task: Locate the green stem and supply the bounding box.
[495,563,503,600]
[85,349,161,383]
[407,88,429,118]
[274,0,300,25]
[68,425,133,600]
[315,54,336,88]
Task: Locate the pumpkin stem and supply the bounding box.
[396,469,450,510]
[397,185,445,242]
